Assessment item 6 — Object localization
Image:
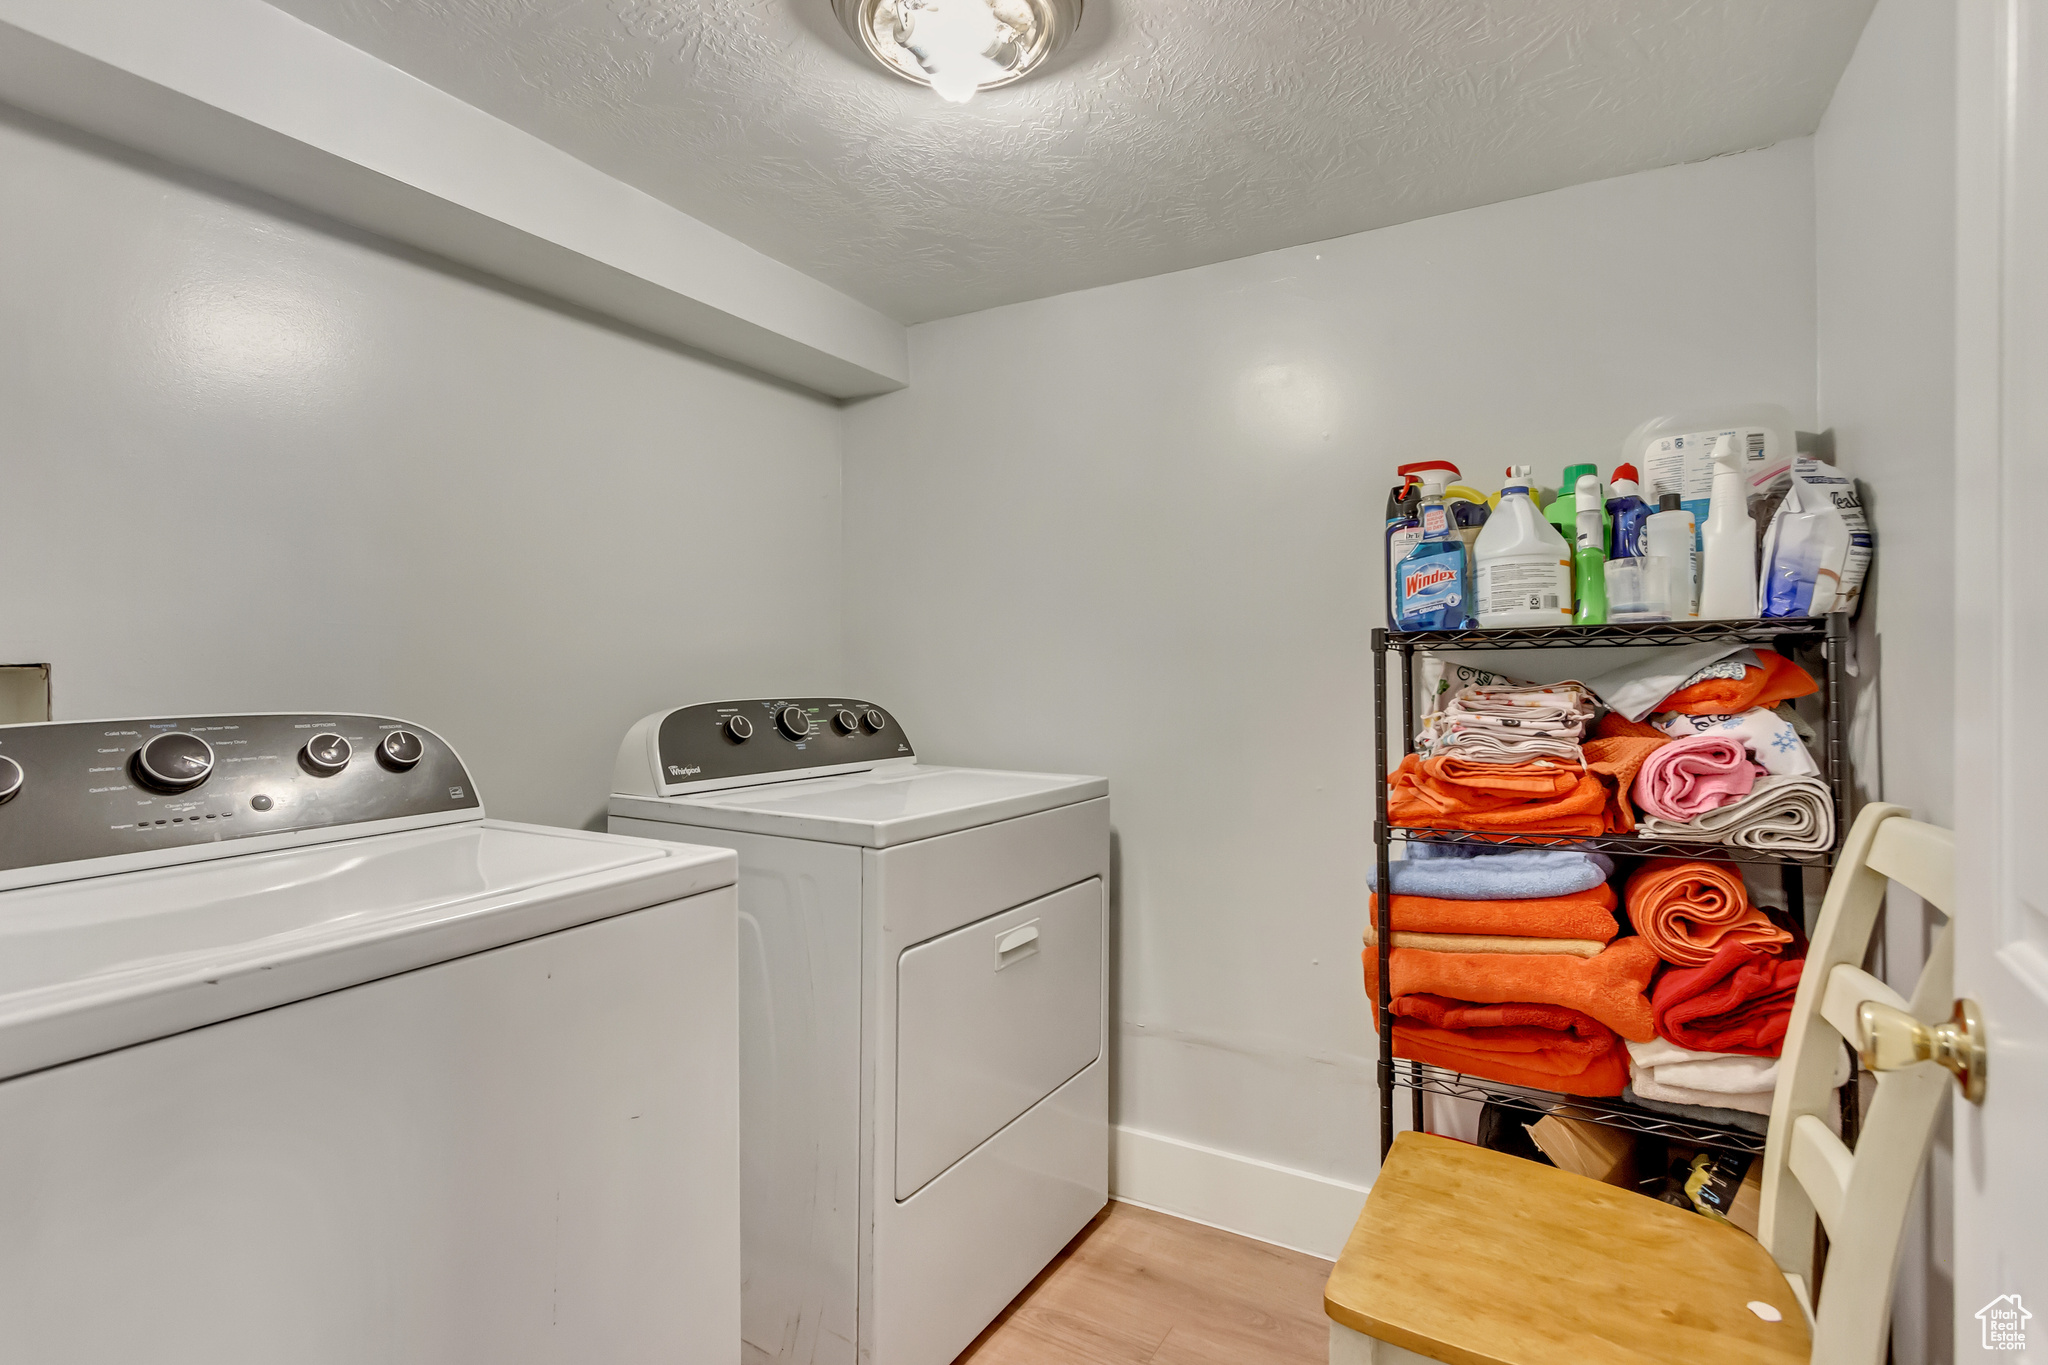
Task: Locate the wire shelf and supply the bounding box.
[1387,825,1834,866]
[1382,618,1831,651]
[1390,1061,1768,1155]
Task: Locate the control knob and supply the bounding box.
[379,730,425,770]
[137,732,215,790]
[303,732,352,774]
[776,705,812,740]
[724,714,754,742]
[861,708,887,733]
[833,708,861,735]
[0,754,21,803]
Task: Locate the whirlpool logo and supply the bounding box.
[668,765,701,778]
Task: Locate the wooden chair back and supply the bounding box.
[1757,801,1956,1365]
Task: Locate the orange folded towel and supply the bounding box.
[1660,649,1818,715]
[1388,754,1608,836]
[1625,858,1793,968]
[1582,731,1669,833]
[1372,990,1629,1096]
[1367,884,1619,940]
[1363,937,1658,1041]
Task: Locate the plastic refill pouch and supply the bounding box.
[1621,405,1795,554]
[1758,457,1872,616]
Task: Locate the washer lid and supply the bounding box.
[0,819,734,1081]
[609,764,1108,847]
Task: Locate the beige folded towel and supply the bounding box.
[1364,924,1606,958]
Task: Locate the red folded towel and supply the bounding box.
[1372,990,1629,1097]
[1652,942,1805,1056]
[1363,937,1658,1040]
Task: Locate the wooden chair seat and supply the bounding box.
[1325,1132,1810,1365]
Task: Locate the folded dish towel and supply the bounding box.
[1363,937,1658,1040]
[1378,992,1628,1097]
[1388,753,1609,836]
[1366,884,1619,938]
[1635,775,1836,851]
[1627,1037,1851,1093]
[1622,1082,1770,1135]
[1417,682,1599,765]
[1633,735,1763,822]
[1653,942,1805,1056]
[1629,1066,1774,1115]
[1659,649,1818,715]
[1365,924,1608,958]
[1626,859,1792,967]
[1654,707,1819,778]
[1367,847,1615,899]
[1626,1038,1778,1093]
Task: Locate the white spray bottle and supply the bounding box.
[1696,433,1758,619]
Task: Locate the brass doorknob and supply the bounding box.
[1858,998,1987,1103]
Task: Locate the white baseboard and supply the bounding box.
[1110,1125,1369,1260]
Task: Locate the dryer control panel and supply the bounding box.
[624,698,914,797]
[0,714,480,874]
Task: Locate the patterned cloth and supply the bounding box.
[1653,706,1819,777]
[1417,682,1599,764]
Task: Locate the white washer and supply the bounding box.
[0,712,741,1365]
[609,698,1108,1365]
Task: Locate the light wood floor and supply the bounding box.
[953,1201,1335,1365]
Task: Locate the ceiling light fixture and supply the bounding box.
[833,0,1082,104]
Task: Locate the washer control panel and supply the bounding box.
[655,698,911,789]
[0,714,479,873]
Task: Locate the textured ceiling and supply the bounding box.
[262,0,1874,323]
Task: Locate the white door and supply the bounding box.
[1953,1,2048,1355]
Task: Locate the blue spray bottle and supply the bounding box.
[1393,481,1471,630]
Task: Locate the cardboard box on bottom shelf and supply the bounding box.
[1526,1115,1637,1189]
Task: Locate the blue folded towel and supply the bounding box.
[1367,846,1615,899]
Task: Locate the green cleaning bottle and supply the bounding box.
[1572,473,1608,624]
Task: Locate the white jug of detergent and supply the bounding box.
[1473,466,1573,627]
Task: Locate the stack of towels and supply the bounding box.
[1364,844,1655,1097]
[1622,858,1815,1131]
[1396,652,1836,850]
[1391,682,1663,837]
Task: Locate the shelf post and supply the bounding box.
[1373,629,1394,1161]
[1398,640,1423,1134]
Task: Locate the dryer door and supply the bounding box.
[894,879,1102,1199]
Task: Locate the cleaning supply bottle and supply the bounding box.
[1697,434,1758,619]
[1644,492,1699,619]
[1544,462,1611,549]
[1572,474,1608,625]
[1383,474,1421,623]
[1604,463,1652,560]
[1473,466,1572,628]
[1392,482,1471,630]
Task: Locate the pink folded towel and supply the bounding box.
[1634,735,1762,822]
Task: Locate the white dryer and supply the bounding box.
[0,713,741,1365]
[609,699,1108,1365]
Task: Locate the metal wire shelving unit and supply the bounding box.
[1370,612,1851,1160]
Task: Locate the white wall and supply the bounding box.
[841,140,1819,1214]
[1813,1,1957,1359]
[0,109,844,830]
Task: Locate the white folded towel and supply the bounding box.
[1636,774,1835,851]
